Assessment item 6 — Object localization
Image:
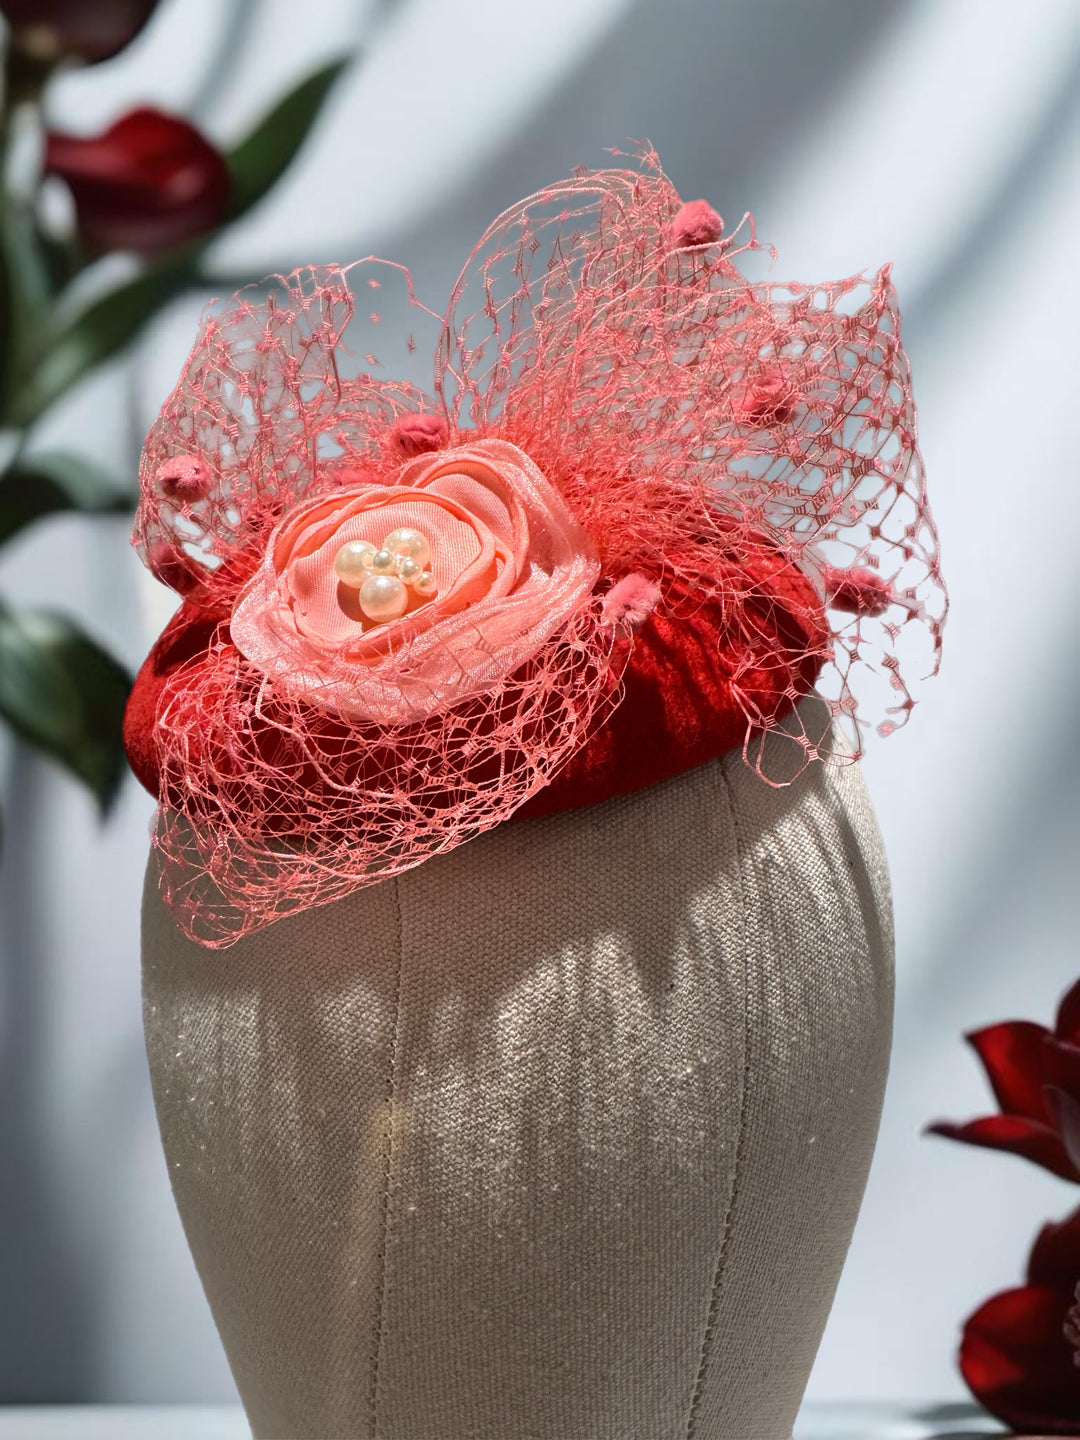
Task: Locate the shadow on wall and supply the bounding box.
[0,751,95,1401]
[0,0,908,1404]
[382,0,910,302]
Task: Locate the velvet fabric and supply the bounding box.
[124,549,826,821]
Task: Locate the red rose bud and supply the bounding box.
[959,1209,1080,1433]
[44,107,231,256]
[927,976,1080,1184]
[1,0,159,65]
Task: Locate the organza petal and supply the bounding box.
[268,492,495,649]
[229,439,598,725]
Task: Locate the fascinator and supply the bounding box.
[125,149,942,947]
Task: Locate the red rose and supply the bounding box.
[44,107,230,256]
[959,1207,1080,1433]
[927,977,1080,1182]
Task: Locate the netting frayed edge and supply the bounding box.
[151,598,626,948]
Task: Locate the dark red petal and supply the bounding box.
[1058,979,1080,1045]
[1029,1208,1080,1291]
[1048,1088,1080,1175]
[926,1115,1080,1182]
[101,107,208,169]
[1047,1038,1080,1098]
[1065,1285,1080,1355]
[1,0,159,63]
[960,1284,1080,1432]
[966,1021,1053,1120]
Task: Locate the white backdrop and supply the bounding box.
[1,0,1078,1405]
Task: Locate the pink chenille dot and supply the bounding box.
[822,565,894,617]
[733,371,798,427]
[389,412,449,457]
[156,454,211,500]
[671,199,723,248]
[601,573,661,631]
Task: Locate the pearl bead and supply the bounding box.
[383,527,431,570]
[413,570,437,597]
[333,540,376,588]
[394,555,421,582]
[359,574,408,623]
[369,549,396,574]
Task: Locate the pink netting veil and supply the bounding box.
[132,146,945,948]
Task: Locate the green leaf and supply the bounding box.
[0,451,134,546]
[5,251,201,428]
[226,57,350,221]
[2,57,349,429]
[0,599,132,812]
[34,222,85,296]
[0,190,54,409]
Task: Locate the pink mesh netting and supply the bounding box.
[133,146,944,948]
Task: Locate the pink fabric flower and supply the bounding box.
[230,439,599,724]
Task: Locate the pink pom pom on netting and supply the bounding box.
[601,573,662,630]
[132,144,945,947]
[671,197,723,247]
[389,410,448,456]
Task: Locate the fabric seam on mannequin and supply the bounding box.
[685,759,751,1440]
[369,873,405,1440]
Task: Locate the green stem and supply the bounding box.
[0,41,53,423]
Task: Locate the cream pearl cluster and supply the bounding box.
[333,526,437,624]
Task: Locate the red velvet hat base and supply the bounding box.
[124,554,828,825]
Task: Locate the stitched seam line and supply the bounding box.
[685,761,753,1440]
[369,874,405,1440]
